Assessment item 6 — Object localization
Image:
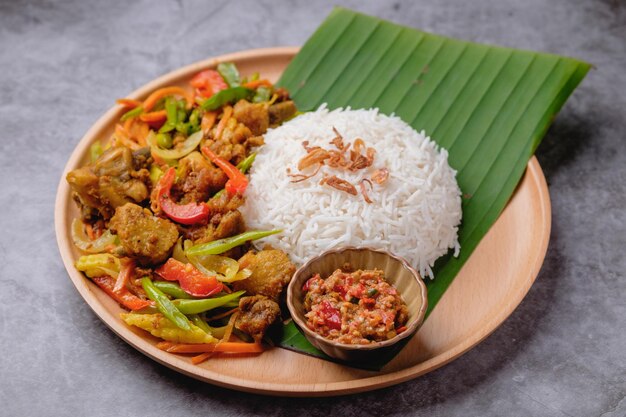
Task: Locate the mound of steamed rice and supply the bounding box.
[241,106,462,279]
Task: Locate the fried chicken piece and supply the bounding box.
[109,203,179,265]
[233,99,269,136]
[234,295,281,342]
[232,249,295,301]
[183,210,246,245]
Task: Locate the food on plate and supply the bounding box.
[302,267,409,344]
[241,106,462,279]
[67,63,297,363]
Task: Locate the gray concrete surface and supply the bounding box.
[1,0,624,416]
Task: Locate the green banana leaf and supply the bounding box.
[274,7,590,370]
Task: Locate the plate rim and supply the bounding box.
[55,46,551,396]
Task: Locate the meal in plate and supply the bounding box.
[66,61,462,363]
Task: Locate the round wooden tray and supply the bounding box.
[55,47,551,397]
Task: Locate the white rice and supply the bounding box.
[241,106,462,279]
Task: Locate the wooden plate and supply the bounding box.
[55,47,551,397]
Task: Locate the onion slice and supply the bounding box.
[147,130,203,160]
[71,219,117,253]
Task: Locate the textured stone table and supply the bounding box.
[1,0,624,415]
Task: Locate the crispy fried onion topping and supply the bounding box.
[320,175,358,195]
[291,127,389,203]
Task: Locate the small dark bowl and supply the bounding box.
[286,246,428,364]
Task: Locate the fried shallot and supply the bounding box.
[371,168,390,185]
[320,175,358,195]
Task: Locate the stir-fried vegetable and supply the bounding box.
[75,254,121,278]
[120,105,143,122]
[172,291,245,314]
[157,341,263,354]
[141,277,192,331]
[236,152,257,173]
[217,62,241,87]
[92,275,152,311]
[156,258,223,297]
[155,167,210,225]
[186,229,281,258]
[121,313,217,343]
[200,86,252,110]
[71,219,117,253]
[143,86,193,111]
[147,129,203,160]
[69,63,297,359]
[201,146,248,195]
[252,86,272,103]
[191,69,228,98]
[153,281,194,300]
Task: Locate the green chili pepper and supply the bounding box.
[158,98,179,133]
[186,230,281,257]
[188,314,212,333]
[236,152,256,173]
[217,62,241,87]
[172,291,245,314]
[120,106,143,121]
[200,87,253,110]
[367,288,378,297]
[175,122,189,136]
[188,109,200,129]
[253,86,272,103]
[153,281,194,299]
[90,141,104,162]
[141,277,191,331]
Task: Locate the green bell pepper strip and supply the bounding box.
[217,62,241,87]
[153,281,194,299]
[185,229,281,258]
[188,314,212,334]
[200,87,253,110]
[172,291,245,314]
[159,98,179,133]
[236,152,257,173]
[120,105,143,121]
[141,277,191,331]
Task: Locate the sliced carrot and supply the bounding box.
[84,223,96,240]
[242,79,273,89]
[201,111,217,135]
[214,106,233,141]
[191,352,214,364]
[164,342,263,354]
[116,98,142,109]
[139,110,167,123]
[206,307,238,321]
[113,259,134,293]
[143,86,193,111]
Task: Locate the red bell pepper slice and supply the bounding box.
[190,70,228,98]
[91,275,152,311]
[156,167,211,225]
[201,146,248,196]
[155,258,223,297]
[320,300,342,330]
